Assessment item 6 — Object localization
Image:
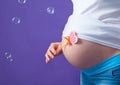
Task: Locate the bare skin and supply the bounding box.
[45,38,120,69]
[45,42,62,64]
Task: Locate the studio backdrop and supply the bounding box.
[0,0,80,85]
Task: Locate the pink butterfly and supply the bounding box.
[70,31,78,44]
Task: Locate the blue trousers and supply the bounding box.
[81,65,120,85]
[81,54,120,85]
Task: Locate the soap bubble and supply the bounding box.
[4,51,13,62]
[47,7,55,14]
[12,17,21,24]
[9,59,13,62]
[4,52,12,59]
[18,0,27,4]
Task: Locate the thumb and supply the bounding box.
[56,44,62,55]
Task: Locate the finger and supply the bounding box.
[45,54,50,64]
[46,58,49,64]
[47,50,55,59]
[45,50,54,64]
[50,47,56,55]
[45,59,48,64]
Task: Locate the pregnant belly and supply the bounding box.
[61,37,103,69]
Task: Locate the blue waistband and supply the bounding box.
[82,53,120,76]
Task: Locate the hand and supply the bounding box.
[45,42,62,64]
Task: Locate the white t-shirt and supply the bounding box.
[62,0,120,49]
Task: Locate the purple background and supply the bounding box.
[0,0,80,85]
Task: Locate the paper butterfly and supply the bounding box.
[64,31,78,45]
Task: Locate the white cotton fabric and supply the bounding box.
[62,0,120,49]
